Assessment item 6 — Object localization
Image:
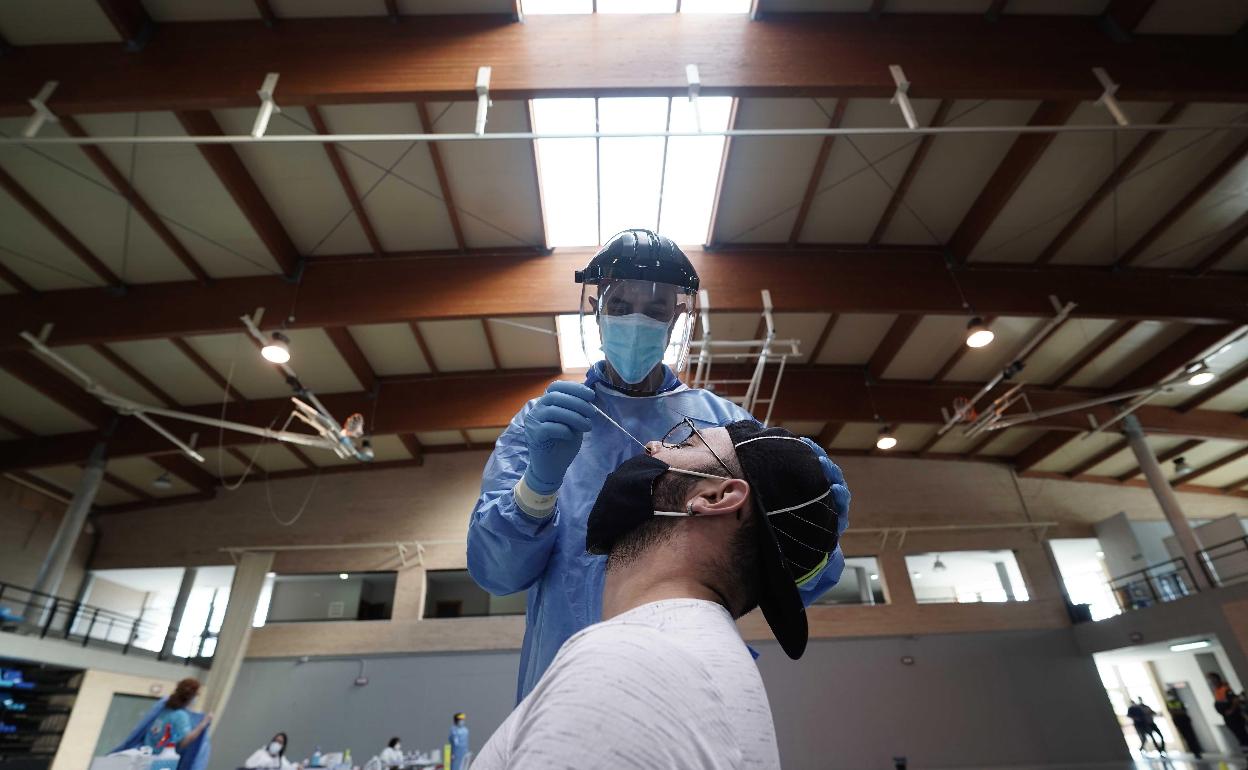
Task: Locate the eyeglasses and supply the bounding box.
[660,417,733,475]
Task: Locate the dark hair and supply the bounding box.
[166,678,200,710]
[271,733,288,758]
[1209,672,1225,683]
[388,737,401,749]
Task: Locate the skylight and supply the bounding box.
[521,0,591,13]
[531,96,734,248]
[521,0,749,14]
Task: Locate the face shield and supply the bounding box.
[578,278,698,386]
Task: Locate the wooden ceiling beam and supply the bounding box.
[99,469,152,501]
[816,421,844,449]
[2,14,1244,116]
[1114,136,1248,268]
[285,445,317,469]
[1180,446,1248,486]
[398,433,424,465]
[174,111,301,278]
[788,99,846,246]
[60,117,211,284]
[91,343,178,408]
[254,0,276,26]
[307,106,383,257]
[409,322,440,375]
[0,166,122,288]
[1177,358,1248,413]
[807,313,839,365]
[1100,0,1156,40]
[170,338,248,405]
[1110,324,1242,392]
[948,100,1081,265]
[95,0,154,51]
[705,97,739,247]
[1116,438,1202,481]
[416,102,466,252]
[964,431,1002,457]
[0,262,35,295]
[1048,320,1136,388]
[0,351,114,426]
[324,326,377,392]
[6,249,1245,352]
[6,367,1247,472]
[868,314,921,379]
[1012,431,1080,472]
[869,99,951,246]
[1065,437,1129,478]
[150,453,219,493]
[1036,102,1185,265]
[482,319,502,370]
[1190,214,1248,276]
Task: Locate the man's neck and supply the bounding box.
[601,559,726,621]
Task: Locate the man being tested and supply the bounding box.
[468,229,851,699]
[473,419,839,768]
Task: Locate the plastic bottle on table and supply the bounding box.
[311,746,322,767]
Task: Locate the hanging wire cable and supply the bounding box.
[0,243,101,287]
[118,112,140,283]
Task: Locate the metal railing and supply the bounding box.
[0,581,210,666]
[1198,536,1248,588]
[1106,557,1199,613]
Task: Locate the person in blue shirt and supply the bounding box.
[448,713,469,770]
[141,678,211,754]
[468,229,851,700]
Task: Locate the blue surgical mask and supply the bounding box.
[599,313,670,384]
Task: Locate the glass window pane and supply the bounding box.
[598,97,670,242]
[659,96,732,245]
[521,0,592,13]
[813,556,887,605]
[425,570,526,618]
[598,0,677,11]
[532,99,599,246]
[905,551,1030,605]
[264,572,396,623]
[681,0,751,11]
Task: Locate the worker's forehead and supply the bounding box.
[598,280,679,302]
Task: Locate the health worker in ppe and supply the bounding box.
[449,713,469,770]
[467,229,852,700]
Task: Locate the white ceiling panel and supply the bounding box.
[424,101,545,248]
[1030,430,1126,474]
[1203,377,1248,413]
[1192,453,1248,489]
[110,456,201,498]
[772,312,833,364]
[0,0,120,44]
[815,313,896,365]
[249,443,311,473]
[347,323,431,376]
[705,312,762,343]
[466,427,506,444]
[214,107,371,257]
[196,446,251,479]
[1064,321,1192,389]
[0,184,105,291]
[76,111,283,279]
[282,328,366,393]
[970,102,1173,263]
[1134,153,1248,270]
[31,465,134,506]
[365,435,413,462]
[269,0,386,17]
[1017,317,1118,385]
[828,421,882,451]
[1052,103,1248,266]
[1135,0,1248,35]
[1086,442,1147,479]
[926,427,986,455]
[798,99,943,244]
[487,317,561,369]
[144,0,260,21]
[109,338,229,406]
[180,333,285,399]
[416,429,468,446]
[945,317,1045,382]
[880,100,1041,245]
[882,314,967,380]
[778,420,826,438]
[978,426,1048,456]
[1168,440,1243,483]
[50,345,167,405]
[0,369,95,435]
[712,98,833,244]
[418,319,495,371]
[1214,231,1248,272]
[317,104,458,252]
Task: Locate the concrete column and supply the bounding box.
[995,561,1016,601]
[202,551,273,720]
[878,551,916,606]
[855,566,875,605]
[29,441,107,613]
[1123,415,1211,590]
[391,566,427,620]
[160,567,198,660]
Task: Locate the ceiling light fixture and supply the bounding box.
[338,573,349,580]
[965,317,994,348]
[911,572,922,579]
[876,426,898,451]
[152,472,173,490]
[1174,457,1193,477]
[933,554,947,572]
[869,574,879,581]
[261,332,291,364]
[1169,640,1211,652]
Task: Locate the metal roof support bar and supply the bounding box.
[686,64,702,132]
[251,72,281,138]
[23,81,59,139]
[1093,67,1131,127]
[475,66,492,136]
[889,65,919,130]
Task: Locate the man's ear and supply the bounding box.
[688,478,750,517]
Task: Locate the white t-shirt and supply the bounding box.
[379,746,404,767]
[474,598,780,769]
[243,748,296,770]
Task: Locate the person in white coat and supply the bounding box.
[379,737,404,768]
[244,732,299,769]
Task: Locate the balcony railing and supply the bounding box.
[1106,557,1199,613]
[1198,536,1248,588]
[0,581,210,666]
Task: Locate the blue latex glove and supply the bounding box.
[522,381,597,495]
[799,437,852,535]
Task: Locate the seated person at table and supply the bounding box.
[244,732,299,769]
[379,737,403,769]
[473,420,843,769]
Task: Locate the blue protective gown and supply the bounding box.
[469,362,848,700]
[448,724,469,770]
[112,697,211,770]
